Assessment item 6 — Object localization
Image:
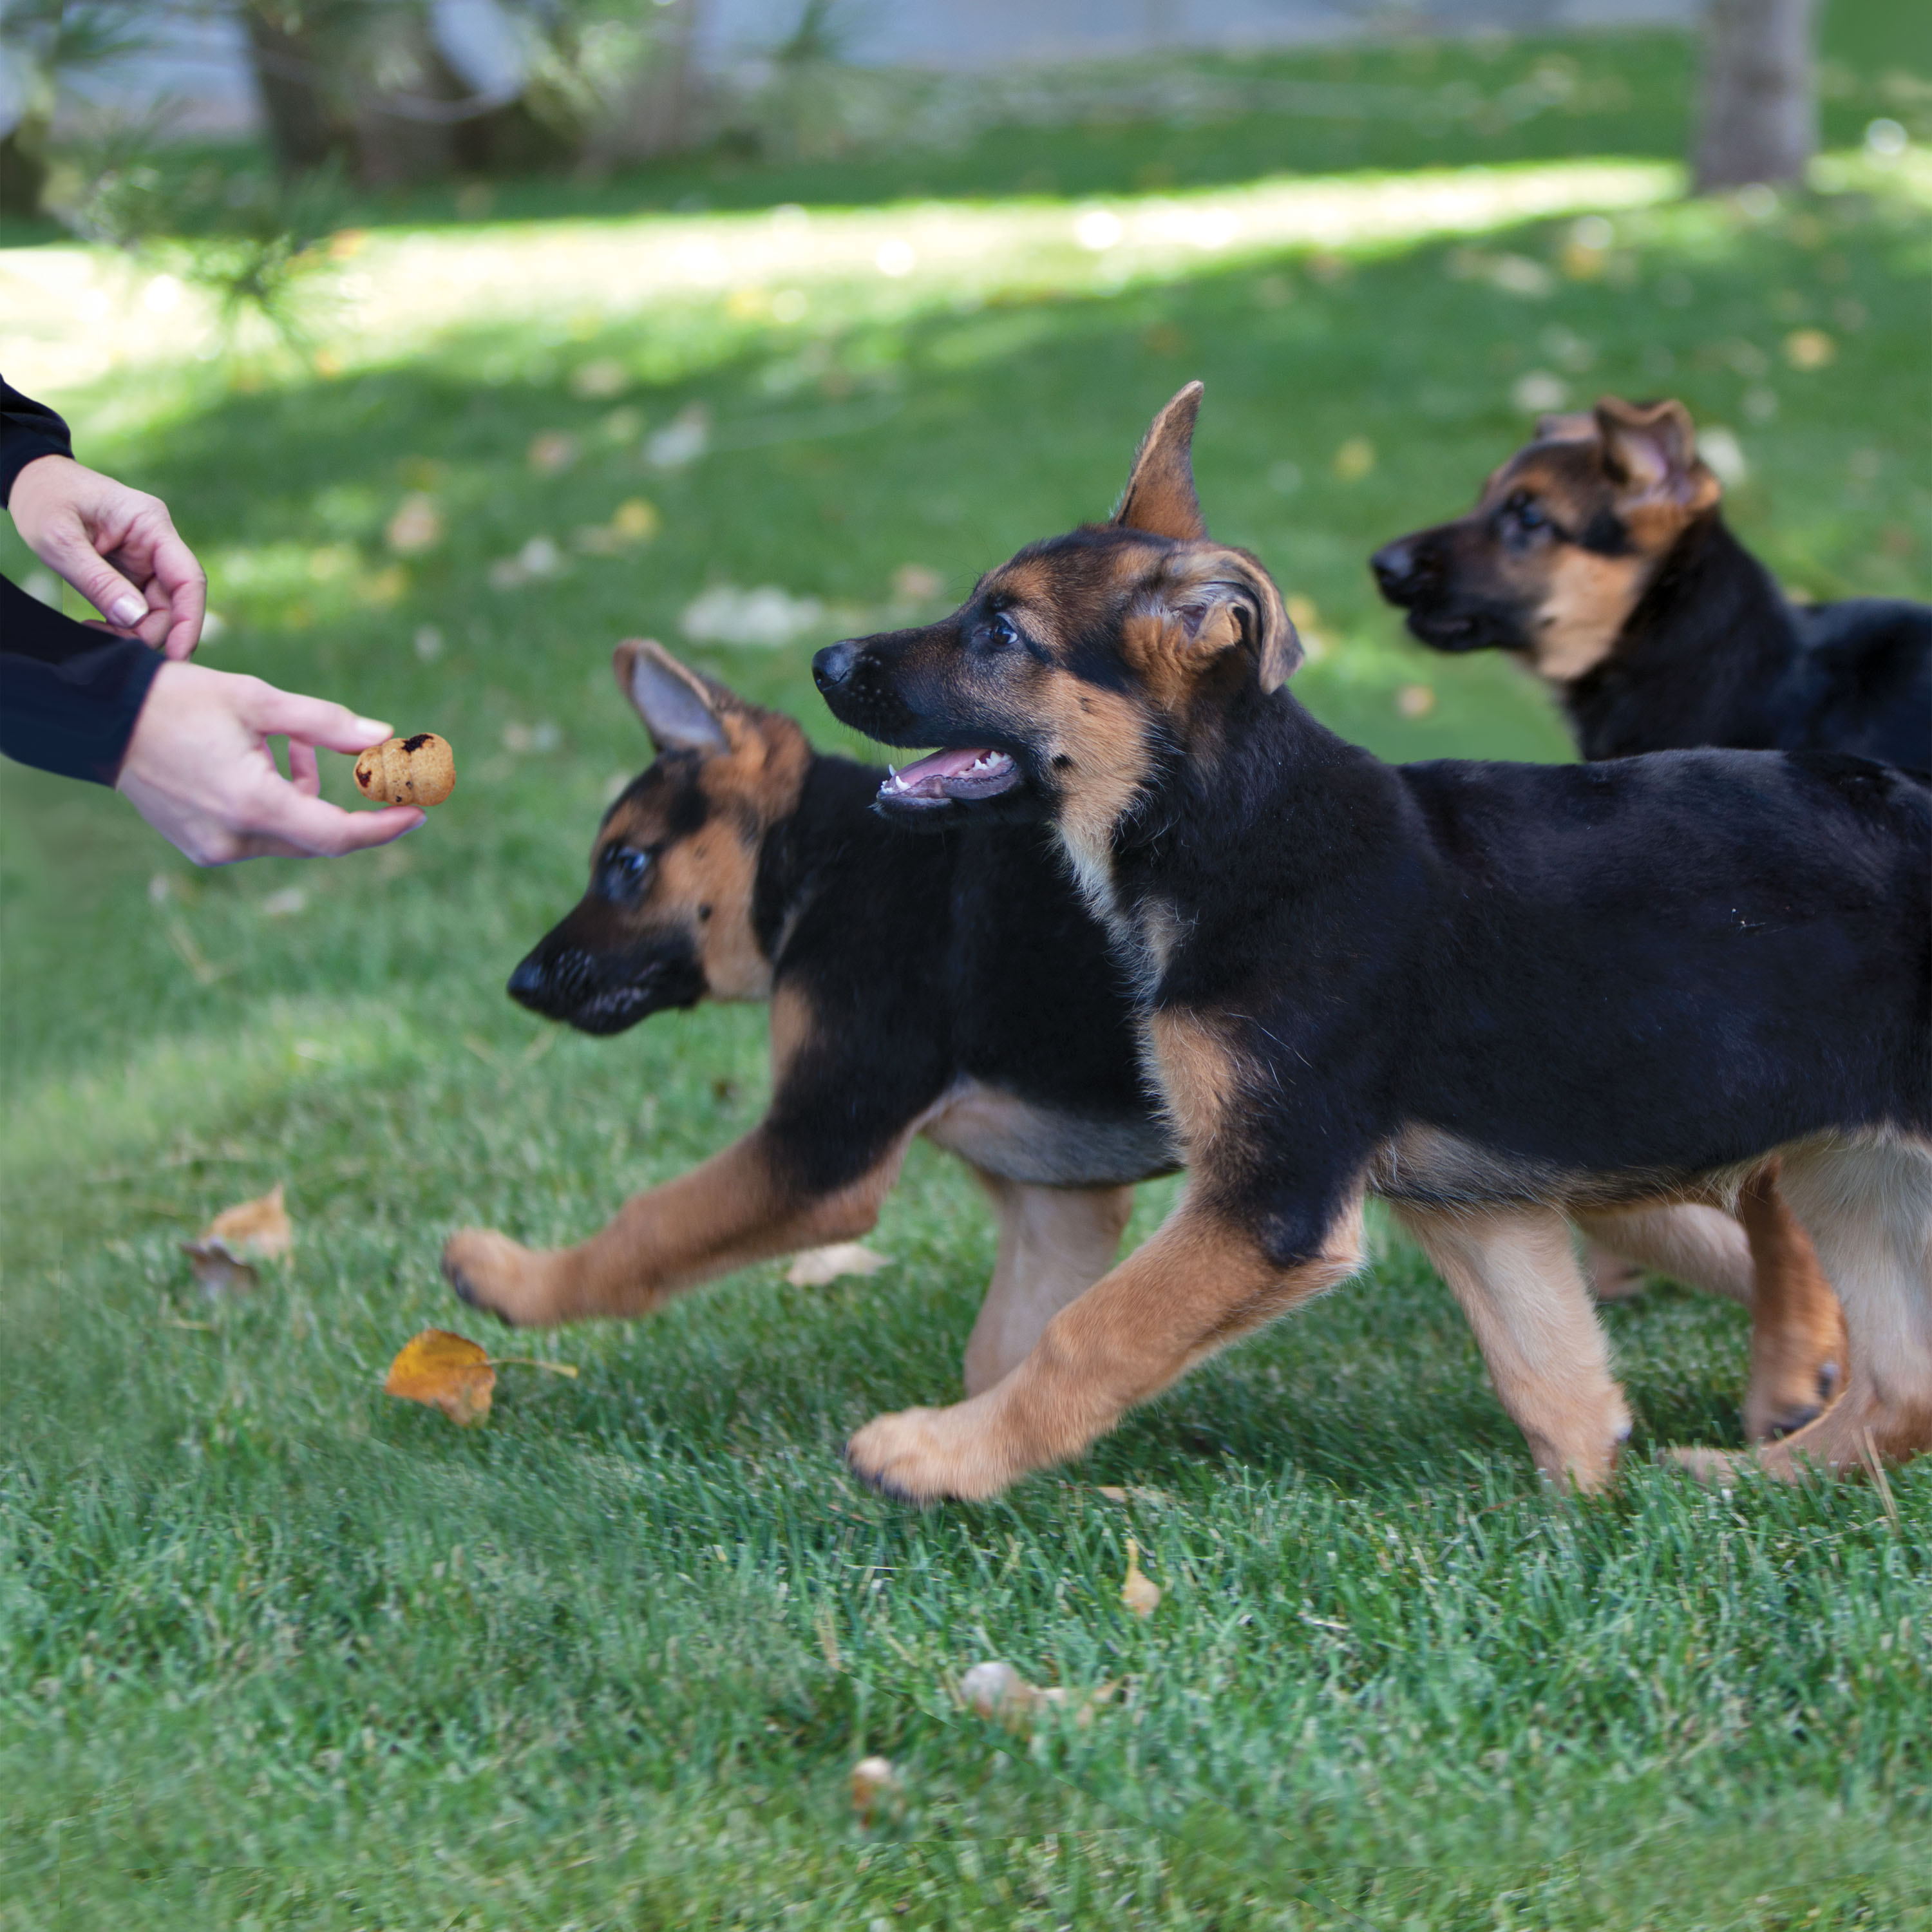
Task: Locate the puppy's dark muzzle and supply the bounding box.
[508,945,594,1018]
[1370,537,1433,607]
[812,639,922,741]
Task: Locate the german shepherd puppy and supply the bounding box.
[442,638,1172,1392]
[1368,397,1931,1437]
[811,383,1932,1502]
[1368,396,1931,768]
[440,642,1775,1421]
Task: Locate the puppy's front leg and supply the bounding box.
[443,1124,911,1327]
[848,1191,1364,1503]
[1394,1202,1631,1490]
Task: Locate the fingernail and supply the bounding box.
[109,594,147,628]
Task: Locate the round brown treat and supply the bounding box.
[354,732,455,807]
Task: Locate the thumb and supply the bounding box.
[43,524,149,630]
[244,682,392,755]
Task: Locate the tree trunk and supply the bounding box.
[1693,0,1818,194]
[243,9,357,176]
[587,0,705,169]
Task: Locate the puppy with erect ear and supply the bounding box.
[1593,396,1723,520]
[1111,382,1302,706]
[1370,392,1731,685]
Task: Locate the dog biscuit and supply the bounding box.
[355,732,455,807]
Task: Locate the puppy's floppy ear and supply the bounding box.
[1594,397,1721,513]
[614,638,737,753]
[1113,381,1208,541]
[1168,549,1303,694]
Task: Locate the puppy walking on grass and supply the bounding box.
[1368,395,1932,1442]
[813,383,1932,1503]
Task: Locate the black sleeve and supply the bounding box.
[2,379,75,506]
[1,573,162,784]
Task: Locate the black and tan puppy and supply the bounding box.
[1369,397,1931,1437]
[1370,396,1931,767]
[811,382,1932,1502]
[443,639,1173,1392]
[443,644,1797,1425]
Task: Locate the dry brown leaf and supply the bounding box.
[1121,1537,1162,1618]
[785,1242,889,1287]
[180,1242,260,1296]
[384,1328,495,1426]
[960,1660,1117,1730]
[207,1182,294,1258]
[181,1182,294,1297]
[849,1754,899,1823]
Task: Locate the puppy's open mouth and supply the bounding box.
[878,746,1019,809]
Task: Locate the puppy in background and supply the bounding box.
[1371,399,1932,1435]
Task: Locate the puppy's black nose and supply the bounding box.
[506,952,551,1010]
[1370,540,1425,601]
[813,641,858,693]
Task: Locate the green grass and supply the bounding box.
[4,29,1932,1930]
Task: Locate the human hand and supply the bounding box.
[8,453,207,659]
[117,661,427,864]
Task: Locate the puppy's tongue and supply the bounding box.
[879,746,1018,804]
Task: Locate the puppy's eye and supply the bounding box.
[1506,493,1549,533]
[989,612,1021,648]
[598,846,651,898]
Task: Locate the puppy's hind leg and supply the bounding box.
[1573,1202,1752,1305]
[1396,1202,1631,1491]
[1734,1162,1848,1443]
[1683,1137,1932,1481]
[961,1173,1134,1397]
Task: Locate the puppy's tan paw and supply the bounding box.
[442,1228,566,1327]
[846,1400,1018,1504]
[1668,1445,1747,1486]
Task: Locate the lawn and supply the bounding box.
[3,15,1931,1929]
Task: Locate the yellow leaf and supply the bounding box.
[1784,327,1835,371]
[206,1182,294,1259]
[384,1328,496,1426]
[1121,1537,1162,1617]
[785,1242,889,1287]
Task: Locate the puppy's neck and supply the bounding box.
[1562,513,1801,759]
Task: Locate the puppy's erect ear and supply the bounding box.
[1594,397,1722,513]
[614,638,737,753]
[1159,548,1303,694]
[1112,381,1208,541]
[1535,410,1597,444]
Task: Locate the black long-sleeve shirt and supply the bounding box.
[3,379,164,784]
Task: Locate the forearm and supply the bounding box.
[1,379,75,505]
[0,573,160,783]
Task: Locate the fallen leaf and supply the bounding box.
[178,1244,258,1296]
[785,1243,890,1287]
[849,1754,899,1823]
[260,887,307,918]
[960,1659,1118,1730]
[1121,1537,1162,1617]
[960,1660,1043,1722]
[384,1328,495,1426]
[1333,436,1376,482]
[570,358,630,400]
[1510,370,1568,413]
[208,1182,294,1259]
[1396,683,1437,719]
[527,431,579,475]
[182,1182,294,1291]
[386,494,444,554]
[1784,327,1835,370]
